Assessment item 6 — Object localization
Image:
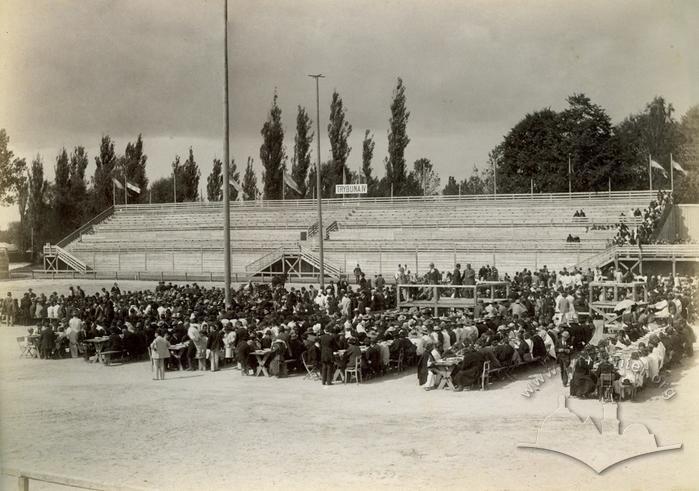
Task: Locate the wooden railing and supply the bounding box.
[114,189,662,212]
[56,206,114,247]
[2,467,153,491]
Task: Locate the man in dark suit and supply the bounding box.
[452,263,462,298]
[319,326,338,386]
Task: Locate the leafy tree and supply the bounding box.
[27,155,48,255]
[69,146,88,221]
[561,94,615,191]
[228,159,241,201]
[242,157,258,200]
[459,165,489,195]
[177,147,200,201]
[361,130,378,196]
[407,158,440,195]
[292,106,313,198]
[53,148,73,239]
[149,177,174,203]
[122,134,148,203]
[497,108,562,193]
[612,96,683,191]
[386,78,410,195]
[207,158,223,201]
[442,176,459,195]
[16,162,28,250]
[260,92,285,199]
[0,129,27,206]
[328,90,352,194]
[673,105,699,203]
[92,135,118,211]
[307,161,336,198]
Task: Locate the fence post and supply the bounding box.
[18,475,29,491]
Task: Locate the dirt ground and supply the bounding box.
[0,279,698,491]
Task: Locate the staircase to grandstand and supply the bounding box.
[43,189,696,280]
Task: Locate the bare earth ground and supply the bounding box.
[0,279,698,491]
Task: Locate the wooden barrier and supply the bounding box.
[2,467,154,491]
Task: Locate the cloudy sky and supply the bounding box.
[0,0,697,227]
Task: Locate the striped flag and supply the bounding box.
[650,158,667,177]
[671,157,687,175]
[229,178,247,199]
[283,171,301,195]
[126,181,141,194]
[112,177,124,190]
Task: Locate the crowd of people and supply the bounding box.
[612,190,672,246]
[4,261,696,395]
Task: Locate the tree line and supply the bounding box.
[1,78,697,255]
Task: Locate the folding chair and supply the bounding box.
[16,336,36,358]
[388,349,404,372]
[344,357,362,384]
[598,372,615,403]
[301,351,320,381]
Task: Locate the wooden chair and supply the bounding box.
[598,372,615,402]
[16,336,36,358]
[344,357,362,384]
[481,361,491,390]
[301,351,320,381]
[388,349,404,372]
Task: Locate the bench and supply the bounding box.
[100,350,126,365]
[481,356,548,390]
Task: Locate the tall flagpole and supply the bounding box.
[568,154,571,196]
[670,153,674,193]
[113,181,116,207]
[649,154,653,191]
[124,175,128,205]
[222,0,232,308]
[309,74,325,290]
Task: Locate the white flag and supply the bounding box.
[229,179,248,199]
[671,158,687,175]
[283,171,301,195]
[650,159,667,177]
[126,181,141,194]
[112,177,124,190]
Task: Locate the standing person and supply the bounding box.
[556,331,572,387]
[319,326,337,386]
[207,323,223,372]
[353,264,362,285]
[150,328,170,381]
[452,263,463,298]
[3,293,14,326]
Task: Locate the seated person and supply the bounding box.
[453,346,486,391]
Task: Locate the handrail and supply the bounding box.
[114,189,663,212]
[244,246,285,273]
[56,206,115,247]
[2,467,153,491]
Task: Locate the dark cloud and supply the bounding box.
[0,0,696,226]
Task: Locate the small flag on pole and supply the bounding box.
[126,181,141,194]
[671,157,687,175]
[229,179,247,199]
[283,171,301,195]
[650,159,667,177]
[112,177,124,190]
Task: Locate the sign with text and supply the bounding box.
[335,183,368,194]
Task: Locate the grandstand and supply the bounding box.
[38,190,680,281]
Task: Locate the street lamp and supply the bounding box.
[308,74,325,289]
[223,0,231,307]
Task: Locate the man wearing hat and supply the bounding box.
[556,331,572,386]
[318,326,338,386]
